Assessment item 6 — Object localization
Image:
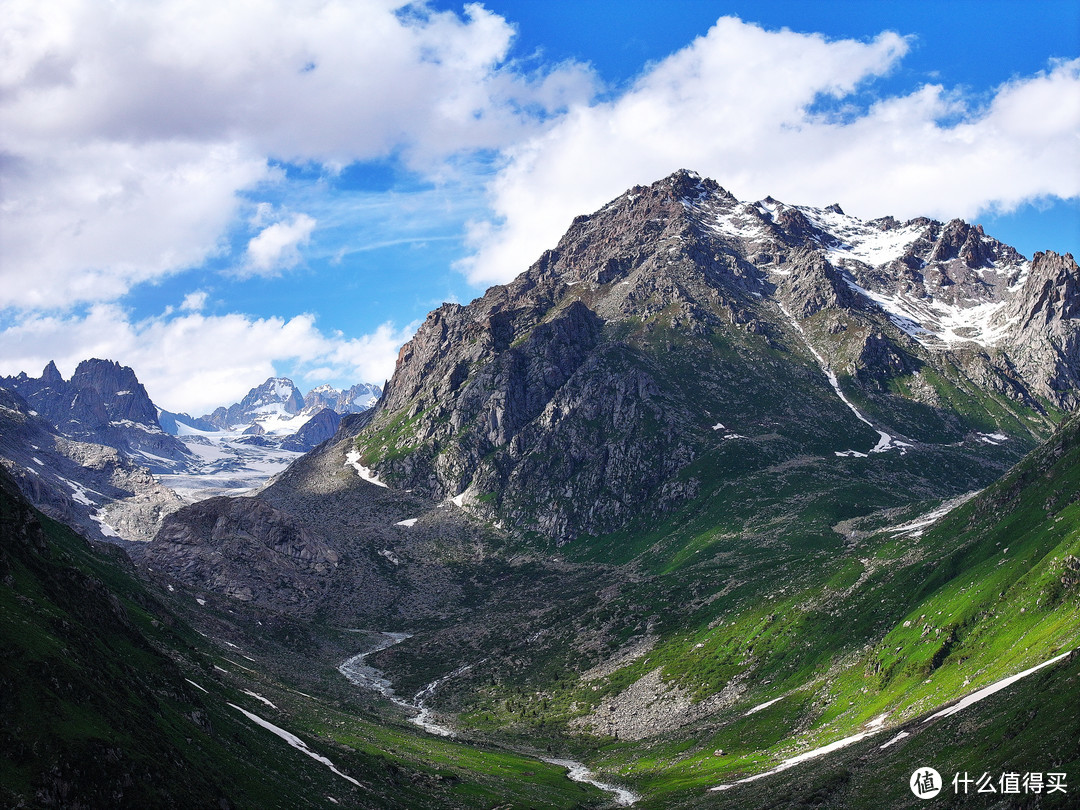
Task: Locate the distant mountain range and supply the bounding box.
[0,361,381,538]
[160,377,381,439]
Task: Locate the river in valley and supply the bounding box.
[337,631,455,737]
[338,631,640,805]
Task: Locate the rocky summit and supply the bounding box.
[349,170,1073,543]
[1,359,192,473]
[201,376,307,430]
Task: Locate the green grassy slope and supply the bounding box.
[673,647,1080,809]
[433,413,1080,806]
[0,468,605,809]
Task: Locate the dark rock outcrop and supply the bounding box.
[151,496,339,607]
[1,359,190,472]
[281,407,341,451]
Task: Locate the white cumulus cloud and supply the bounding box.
[180,291,208,312]
[459,18,1080,285]
[244,214,318,275]
[0,0,596,307]
[0,304,416,414]
[0,141,271,308]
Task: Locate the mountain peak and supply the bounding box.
[303,382,382,414]
[0,357,189,472]
[201,376,305,429]
[41,360,63,384]
[660,168,732,203]
[350,169,1076,543]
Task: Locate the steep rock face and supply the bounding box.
[69,359,161,425]
[999,251,1080,408]
[377,298,701,540]
[1,359,190,472]
[0,386,183,542]
[352,170,1071,544]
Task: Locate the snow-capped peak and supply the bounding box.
[677,181,1032,350]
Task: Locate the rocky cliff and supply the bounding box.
[1,359,191,473]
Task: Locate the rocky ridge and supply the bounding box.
[0,386,183,542]
[1,359,192,473]
[179,377,381,453]
[304,382,382,414]
[349,170,1073,544]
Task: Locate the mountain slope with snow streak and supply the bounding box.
[685,181,1040,352]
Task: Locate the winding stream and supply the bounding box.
[338,631,640,805]
[338,631,455,736]
[543,758,640,806]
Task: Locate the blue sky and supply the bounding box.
[1,0,1077,413]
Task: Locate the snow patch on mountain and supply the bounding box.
[228,703,361,787]
[803,206,925,266]
[710,727,882,792]
[745,696,785,716]
[887,490,981,538]
[57,476,98,506]
[841,276,1020,348]
[778,303,910,457]
[685,188,1035,354]
[922,649,1075,722]
[345,450,388,488]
